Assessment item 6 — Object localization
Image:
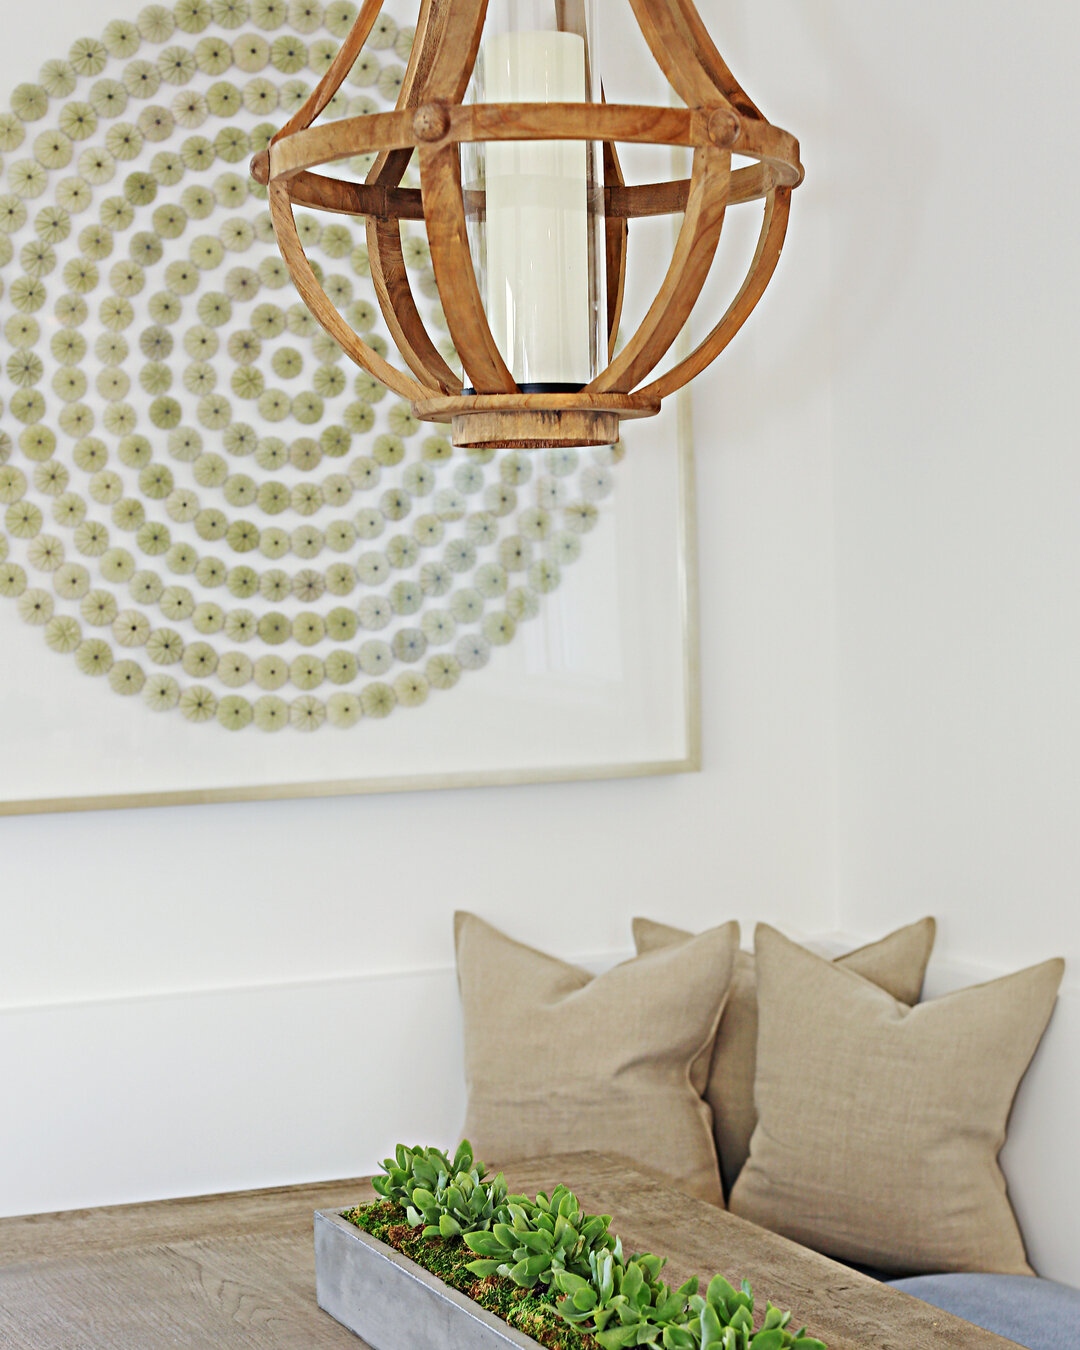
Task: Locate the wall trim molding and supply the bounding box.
[0,947,634,1020]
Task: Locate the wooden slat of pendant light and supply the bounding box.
[625,0,733,113]
[273,0,386,142]
[419,140,517,393]
[268,102,800,181]
[366,0,462,395]
[604,163,781,213]
[274,172,419,219]
[602,168,773,217]
[459,101,709,150]
[641,185,792,400]
[363,0,498,396]
[554,0,604,367]
[365,0,448,191]
[668,0,764,120]
[258,0,448,404]
[416,0,489,102]
[366,215,463,392]
[275,170,779,226]
[268,182,432,400]
[415,0,516,395]
[604,139,629,360]
[553,0,588,43]
[268,104,724,180]
[269,110,414,176]
[588,144,731,394]
[599,77,628,362]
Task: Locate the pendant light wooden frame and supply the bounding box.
[252,0,803,447]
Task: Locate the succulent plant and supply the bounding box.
[685,1274,826,1350]
[363,1142,827,1350]
[371,1143,464,1206]
[407,1164,509,1240]
[463,1185,614,1288]
[371,1140,508,1240]
[555,1258,827,1350]
[552,1245,703,1349]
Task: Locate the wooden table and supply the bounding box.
[0,1153,1018,1349]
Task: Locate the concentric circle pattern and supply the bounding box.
[0,0,618,731]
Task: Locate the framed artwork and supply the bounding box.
[0,0,699,815]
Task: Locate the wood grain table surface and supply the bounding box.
[0,1152,1018,1350]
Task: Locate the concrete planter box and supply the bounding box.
[314,1209,543,1350]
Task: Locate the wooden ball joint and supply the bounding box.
[253,0,803,450]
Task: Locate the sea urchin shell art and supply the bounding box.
[0,0,618,732]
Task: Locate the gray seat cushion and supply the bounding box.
[889,1273,1080,1350]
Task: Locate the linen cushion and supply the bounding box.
[455,911,739,1206]
[890,1274,1080,1350]
[729,924,1064,1275]
[632,915,936,1194]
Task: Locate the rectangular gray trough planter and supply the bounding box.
[314,1209,545,1350]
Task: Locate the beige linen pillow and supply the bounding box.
[729,924,1064,1275]
[633,915,936,1195]
[455,911,739,1207]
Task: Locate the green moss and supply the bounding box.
[343,1201,600,1350]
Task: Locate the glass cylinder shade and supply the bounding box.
[462,0,606,393]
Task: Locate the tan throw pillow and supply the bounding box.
[455,911,739,1207]
[633,915,936,1195]
[729,924,1065,1275]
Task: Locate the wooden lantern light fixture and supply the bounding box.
[251,0,803,450]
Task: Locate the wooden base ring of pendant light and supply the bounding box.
[252,0,804,450]
[413,392,661,451]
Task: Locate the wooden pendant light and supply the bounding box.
[251,0,803,449]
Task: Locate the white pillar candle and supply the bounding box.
[482,30,592,388]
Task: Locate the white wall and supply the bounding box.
[6,0,1076,1291]
[0,0,838,1217]
[822,0,1080,1285]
